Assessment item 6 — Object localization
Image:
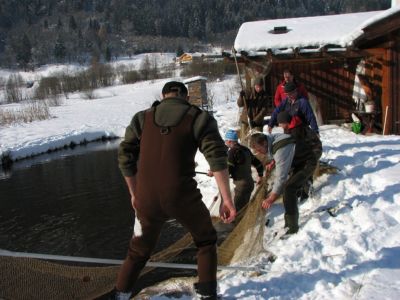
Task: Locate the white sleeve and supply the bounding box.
[271,144,295,195]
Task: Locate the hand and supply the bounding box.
[219,200,236,223]
[268,126,273,134]
[261,192,278,210]
[207,170,214,177]
[240,90,246,97]
[265,160,275,172]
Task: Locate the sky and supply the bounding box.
[1,55,400,299]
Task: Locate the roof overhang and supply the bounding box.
[231,7,400,62]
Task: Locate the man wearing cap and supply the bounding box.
[268,82,322,166]
[249,130,316,234]
[274,69,308,108]
[268,82,319,135]
[237,76,269,139]
[223,129,264,212]
[115,81,236,300]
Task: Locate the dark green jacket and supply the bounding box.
[228,143,263,181]
[118,97,228,177]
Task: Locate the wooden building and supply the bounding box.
[176,53,193,64]
[183,76,211,111]
[231,6,400,134]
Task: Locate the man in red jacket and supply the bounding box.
[274,69,308,108]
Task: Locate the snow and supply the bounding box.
[183,76,208,83]
[1,58,400,299]
[234,7,400,53]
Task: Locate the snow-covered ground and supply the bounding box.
[0,60,400,299]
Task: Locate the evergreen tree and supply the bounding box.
[0,0,394,69]
[69,15,77,31]
[105,45,112,62]
[176,45,184,57]
[54,37,67,62]
[57,17,63,29]
[15,34,32,69]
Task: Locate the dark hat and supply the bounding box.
[277,111,292,124]
[254,76,264,85]
[284,82,297,93]
[162,81,188,96]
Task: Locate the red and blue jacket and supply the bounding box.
[268,96,319,134]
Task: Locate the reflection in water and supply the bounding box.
[0,140,136,259]
[0,141,187,256]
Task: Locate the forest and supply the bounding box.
[0,0,391,69]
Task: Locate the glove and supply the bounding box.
[240,90,246,97]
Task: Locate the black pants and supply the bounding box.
[233,179,254,212]
[283,160,317,215]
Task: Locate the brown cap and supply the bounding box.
[162,81,188,96]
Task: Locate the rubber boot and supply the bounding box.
[194,281,219,300]
[284,213,299,234]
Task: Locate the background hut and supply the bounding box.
[183,76,211,112]
[230,5,400,134]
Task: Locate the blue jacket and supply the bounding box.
[268,96,319,133]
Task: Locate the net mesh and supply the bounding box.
[0,184,267,300]
[0,162,337,299]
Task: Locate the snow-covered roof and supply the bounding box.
[234,7,400,54]
[183,76,207,84]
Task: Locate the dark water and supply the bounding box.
[0,141,194,290]
[0,140,135,258]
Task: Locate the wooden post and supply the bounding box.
[383,105,389,135]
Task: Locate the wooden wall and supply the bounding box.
[241,47,399,134]
[386,44,400,134]
[263,58,361,123]
[187,80,208,108]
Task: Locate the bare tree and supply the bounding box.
[5,74,24,103]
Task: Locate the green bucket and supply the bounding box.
[351,122,362,134]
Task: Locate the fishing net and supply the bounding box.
[0,183,268,300]
[0,162,337,300]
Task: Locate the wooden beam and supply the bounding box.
[360,48,385,57]
[381,49,393,135]
[225,48,363,64]
[361,14,400,42]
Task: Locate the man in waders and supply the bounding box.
[249,130,316,234]
[114,81,236,300]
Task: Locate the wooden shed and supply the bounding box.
[231,6,400,134]
[183,76,211,111]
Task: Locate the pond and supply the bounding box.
[0,140,195,296]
